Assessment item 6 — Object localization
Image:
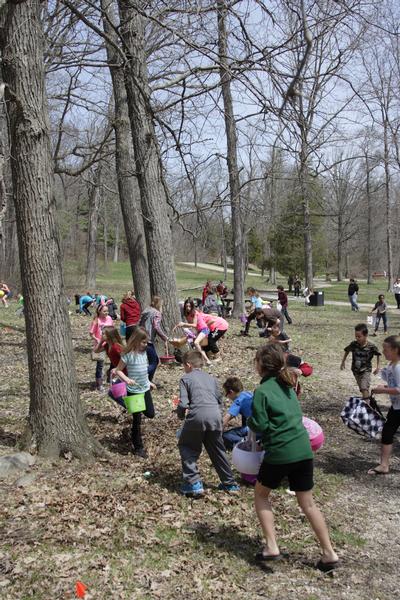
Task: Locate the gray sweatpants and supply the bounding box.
[178,428,236,485]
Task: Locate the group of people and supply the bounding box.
[341,322,400,477]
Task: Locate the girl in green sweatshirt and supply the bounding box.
[248,344,338,572]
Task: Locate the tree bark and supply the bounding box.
[217,0,245,317]
[101,0,151,307]
[299,125,313,289]
[85,166,101,289]
[113,220,120,263]
[117,0,179,328]
[365,156,373,285]
[383,120,393,291]
[0,0,102,458]
[337,212,343,282]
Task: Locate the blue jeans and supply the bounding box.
[349,294,358,311]
[95,360,104,379]
[222,426,249,450]
[375,312,387,332]
[146,343,159,382]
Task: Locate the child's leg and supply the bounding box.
[143,390,155,418]
[222,426,248,450]
[295,491,338,563]
[95,360,104,390]
[382,312,388,332]
[194,333,211,364]
[178,428,203,484]
[203,431,236,485]
[244,310,256,333]
[368,407,400,473]
[131,413,143,450]
[374,313,381,332]
[254,482,280,557]
[146,343,159,381]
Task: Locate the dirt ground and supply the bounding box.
[0,303,399,600]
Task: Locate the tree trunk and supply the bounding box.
[85,166,101,289]
[220,208,228,281]
[103,211,108,270]
[194,237,198,269]
[0,0,102,458]
[113,220,120,263]
[365,157,373,285]
[337,213,343,281]
[101,0,151,307]
[299,130,313,289]
[383,120,393,291]
[117,0,179,328]
[217,0,245,317]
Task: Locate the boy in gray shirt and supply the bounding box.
[177,350,239,496]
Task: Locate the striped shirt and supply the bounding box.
[121,351,150,394]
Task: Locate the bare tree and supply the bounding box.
[0,0,103,458]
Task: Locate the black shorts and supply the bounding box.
[257,459,314,492]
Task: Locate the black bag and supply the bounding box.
[341,396,386,439]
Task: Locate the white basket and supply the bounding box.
[231,441,265,475]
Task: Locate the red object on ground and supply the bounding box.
[75,581,87,598]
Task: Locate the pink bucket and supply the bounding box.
[110,381,127,399]
[241,473,257,485]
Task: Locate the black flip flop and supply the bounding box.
[316,560,339,573]
[255,552,283,562]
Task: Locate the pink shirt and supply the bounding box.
[201,313,228,332]
[90,315,114,347]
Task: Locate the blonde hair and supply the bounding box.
[123,327,148,354]
[151,295,162,311]
[255,343,294,388]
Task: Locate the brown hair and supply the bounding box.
[151,295,162,311]
[384,335,400,354]
[102,326,123,346]
[123,326,148,354]
[182,349,204,368]
[183,299,196,317]
[255,343,294,388]
[223,377,244,395]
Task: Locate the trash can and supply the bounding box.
[309,291,324,306]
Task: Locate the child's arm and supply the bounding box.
[176,379,189,420]
[222,413,234,428]
[373,354,381,375]
[340,351,349,370]
[115,359,136,387]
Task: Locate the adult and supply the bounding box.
[393,277,400,309]
[79,293,95,316]
[120,291,141,340]
[348,279,359,312]
[140,296,169,380]
[293,275,301,298]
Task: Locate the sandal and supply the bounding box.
[316,559,339,572]
[255,552,283,562]
[367,467,389,476]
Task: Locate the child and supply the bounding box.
[248,344,338,571]
[115,327,155,457]
[174,299,212,366]
[120,291,141,340]
[371,294,388,335]
[203,287,220,315]
[241,288,263,336]
[222,377,254,450]
[277,285,292,324]
[176,350,239,496]
[341,323,381,400]
[89,304,114,391]
[201,312,229,360]
[0,282,10,307]
[140,296,169,380]
[79,293,95,316]
[266,318,291,352]
[368,335,400,475]
[95,327,126,408]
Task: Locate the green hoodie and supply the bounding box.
[248,376,313,464]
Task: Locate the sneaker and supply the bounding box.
[180,481,204,496]
[218,483,240,492]
[240,331,249,337]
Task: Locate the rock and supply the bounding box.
[0,452,36,478]
[14,473,36,488]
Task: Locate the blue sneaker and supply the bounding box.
[180,481,204,496]
[218,483,240,492]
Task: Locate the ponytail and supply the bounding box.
[255,344,295,389]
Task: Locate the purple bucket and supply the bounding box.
[241,473,257,485]
[110,381,127,399]
[239,314,247,325]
